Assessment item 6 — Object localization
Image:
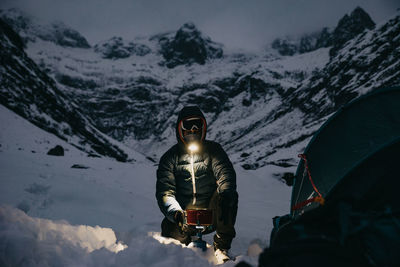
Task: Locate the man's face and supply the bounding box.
[181,117,203,143]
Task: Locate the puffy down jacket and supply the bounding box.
[156,106,236,222]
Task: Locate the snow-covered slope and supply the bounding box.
[0,17,147,163]
[287,13,400,120]
[0,103,291,266]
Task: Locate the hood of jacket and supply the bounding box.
[176,106,207,145]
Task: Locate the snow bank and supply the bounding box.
[0,205,125,266]
[0,205,216,267]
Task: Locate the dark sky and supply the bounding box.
[1,0,398,51]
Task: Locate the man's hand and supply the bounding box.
[173,210,191,245]
[218,191,235,225]
[174,210,184,229]
[175,210,191,235]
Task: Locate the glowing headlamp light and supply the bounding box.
[188,143,199,153]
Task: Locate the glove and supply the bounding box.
[174,210,186,232]
[174,210,191,245]
[218,191,235,225]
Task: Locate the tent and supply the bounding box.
[291,86,400,217]
[259,86,400,267]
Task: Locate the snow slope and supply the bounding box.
[0,104,292,266]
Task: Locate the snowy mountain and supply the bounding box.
[153,22,224,68]
[1,7,399,171]
[0,17,144,162]
[287,13,400,120]
[0,8,90,48]
[271,7,376,56]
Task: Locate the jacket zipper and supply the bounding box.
[190,154,197,205]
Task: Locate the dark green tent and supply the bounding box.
[291,86,400,217]
[259,86,400,267]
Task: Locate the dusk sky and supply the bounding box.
[0,0,398,51]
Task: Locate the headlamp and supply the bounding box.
[188,143,199,153]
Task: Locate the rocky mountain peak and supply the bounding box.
[271,6,375,57]
[158,22,223,68]
[330,6,375,56]
[175,22,201,39]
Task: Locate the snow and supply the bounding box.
[17,20,334,165]
[0,104,292,266]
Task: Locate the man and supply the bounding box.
[156,106,238,264]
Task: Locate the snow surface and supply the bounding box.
[0,104,292,266]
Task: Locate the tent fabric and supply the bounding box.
[291,86,400,217]
[259,86,400,267]
[326,137,400,212]
[261,139,400,266]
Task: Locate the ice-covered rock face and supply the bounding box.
[0,8,90,48]
[158,22,223,68]
[94,36,151,59]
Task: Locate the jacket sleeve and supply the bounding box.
[156,148,182,222]
[211,143,237,194]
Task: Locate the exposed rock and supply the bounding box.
[94,36,151,59]
[267,159,296,168]
[271,38,298,56]
[274,172,295,186]
[87,153,101,158]
[330,6,375,56]
[158,22,223,68]
[128,42,152,56]
[47,145,64,156]
[71,164,90,169]
[55,74,98,90]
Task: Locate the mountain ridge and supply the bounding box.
[0,18,145,163]
[1,7,399,171]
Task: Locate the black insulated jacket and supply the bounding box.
[156,106,236,222]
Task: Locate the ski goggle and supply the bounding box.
[178,116,207,145]
[181,117,203,131]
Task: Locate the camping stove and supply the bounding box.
[184,209,213,251]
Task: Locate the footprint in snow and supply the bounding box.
[25,183,51,195]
